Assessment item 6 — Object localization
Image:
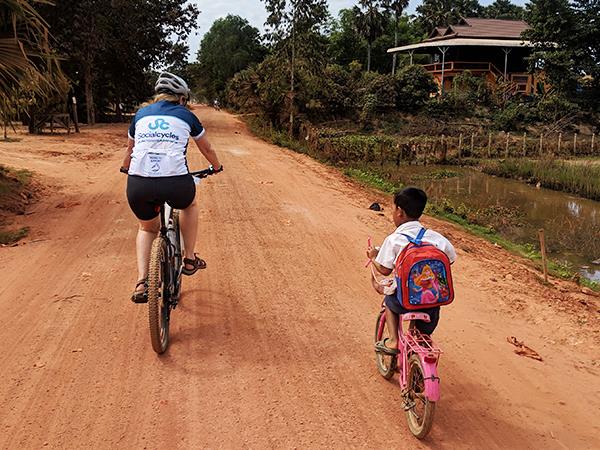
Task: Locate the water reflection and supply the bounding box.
[397,166,600,281]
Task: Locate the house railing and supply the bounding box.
[422,61,514,78]
[422,61,533,94]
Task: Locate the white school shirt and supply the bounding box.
[375,221,457,270]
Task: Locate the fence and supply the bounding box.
[298,123,599,166]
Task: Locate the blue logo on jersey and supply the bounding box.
[148,118,170,130]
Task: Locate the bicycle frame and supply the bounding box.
[377,304,443,402]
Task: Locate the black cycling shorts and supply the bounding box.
[126,174,196,221]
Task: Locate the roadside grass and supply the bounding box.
[0,165,32,193]
[0,165,34,245]
[480,158,600,201]
[0,227,29,245]
[243,118,600,291]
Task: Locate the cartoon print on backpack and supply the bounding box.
[408,260,451,306]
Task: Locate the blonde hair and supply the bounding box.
[140,92,182,109]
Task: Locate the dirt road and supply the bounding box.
[1,107,598,449]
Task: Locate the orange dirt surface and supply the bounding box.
[0,107,598,449]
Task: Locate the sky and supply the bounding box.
[186,0,527,61]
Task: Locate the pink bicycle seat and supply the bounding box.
[402,312,431,323]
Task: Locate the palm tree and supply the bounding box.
[381,0,409,75]
[0,0,66,134]
[354,0,386,72]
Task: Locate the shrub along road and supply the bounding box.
[0,106,598,449]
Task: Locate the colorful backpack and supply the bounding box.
[394,228,454,310]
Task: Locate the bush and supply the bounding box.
[395,65,438,111]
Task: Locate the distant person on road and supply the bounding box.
[120,72,223,303]
[366,188,456,353]
[213,98,220,110]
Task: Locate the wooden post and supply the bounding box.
[470,133,475,155]
[523,132,527,157]
[538,229,548,283]
[557,132,562,154]
[505,132,510,158]
[539,133,543,157]
[573,133,577,155]
[488,132,492,158]
[592,133,596,154]
[458,133,463,160]
[71,97,80,133]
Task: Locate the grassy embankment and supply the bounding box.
[0,165,32,244]
[480,159,600,202]
[245,118,599,290]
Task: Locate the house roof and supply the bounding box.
[387,37,533,53]
[427,18,529,41]
[388,18,532,53]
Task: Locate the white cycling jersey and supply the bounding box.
[128,101,205,177]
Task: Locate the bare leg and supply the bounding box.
[385,306,400,350]
[135,217,159,290]
[180,198,198,265]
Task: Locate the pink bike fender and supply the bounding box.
[421,358,441,402]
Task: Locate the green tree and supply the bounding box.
[416,0,483,32]
[482,0,525,20]
[195,15,266,101]
[380,0,409,75]
[0,0,67,135]
[263,0,330,132]
[523,0,580,95]
[38,0,198,124]
[353,0,387,72]
[328,8,364,66]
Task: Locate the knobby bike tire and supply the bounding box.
[374,311,396,379]
[405,353,436,439]
[148,237,169,354]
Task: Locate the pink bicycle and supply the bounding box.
[374,304,442,439]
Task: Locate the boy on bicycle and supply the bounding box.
[366,187,456,355]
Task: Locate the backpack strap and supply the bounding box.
[401,227,427,246]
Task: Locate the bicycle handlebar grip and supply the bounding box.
[209,164,223,174]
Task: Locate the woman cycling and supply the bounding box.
[120,72,222,303]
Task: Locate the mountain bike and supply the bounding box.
[375,305,442,439]
[139,168,217,354]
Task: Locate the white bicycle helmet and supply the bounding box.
[155,72,190,99]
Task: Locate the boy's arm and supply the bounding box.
[367,245,393,276]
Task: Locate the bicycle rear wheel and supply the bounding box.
[148,237,170,354]
[168,210,183,300]
[405,353,435,439]
[374,310,396,379]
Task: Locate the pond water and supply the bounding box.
[393,165,600,282]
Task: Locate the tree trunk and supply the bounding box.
[115,94,123,123]
[289,7,296,136]
[367,43,372,72]
[84,63,95,125]
[392,20,398,75]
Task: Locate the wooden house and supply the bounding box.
[388,18,536,95]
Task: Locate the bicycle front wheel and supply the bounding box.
[374,310,396,379]
[148,237,170,354]
[405,353,435,439]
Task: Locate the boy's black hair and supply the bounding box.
[394,187,427,219]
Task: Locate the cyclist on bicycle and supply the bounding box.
[120,72,223,303]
